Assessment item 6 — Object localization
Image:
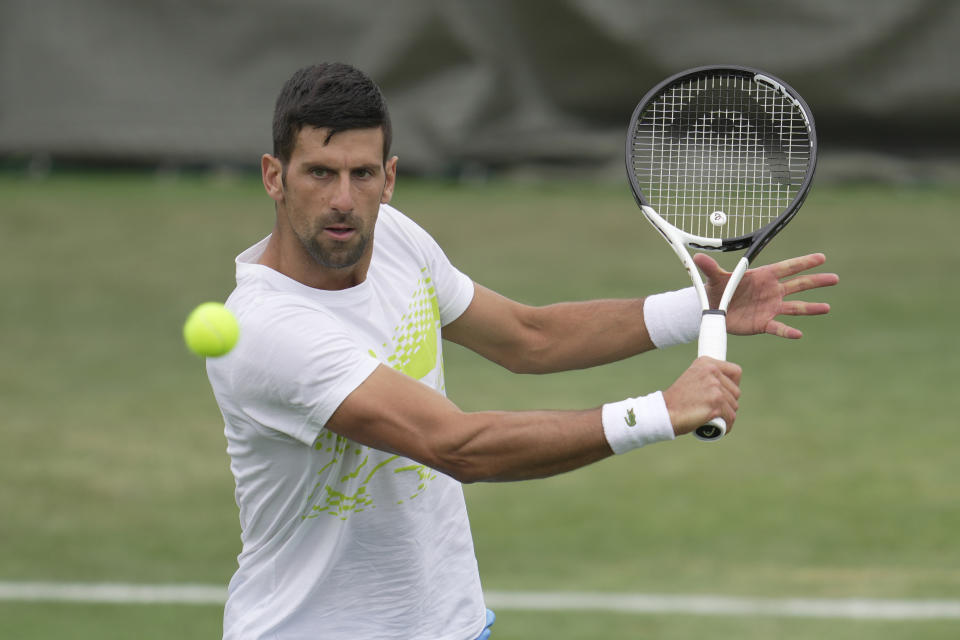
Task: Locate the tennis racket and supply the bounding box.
[626,65,817,441]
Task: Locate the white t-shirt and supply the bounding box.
[207,204,486,640]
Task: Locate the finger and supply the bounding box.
[778,300,832,316]
[695,356,742,383]
[717,360,743,384]
[702,371,739,425]
[692,252,727,277]
[718,369,741,400]
[722,400,738,429]
[781,272,840,296]
[719,391,738,429]
[766,320,803,339]
[770,253,826,279]
[719,371,740,423]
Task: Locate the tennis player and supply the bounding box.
[206,62,838,640]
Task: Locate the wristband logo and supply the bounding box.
[624,408,637,427]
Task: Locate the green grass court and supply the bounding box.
[1,172,958,638]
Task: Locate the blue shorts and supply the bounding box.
[474,608,496,640]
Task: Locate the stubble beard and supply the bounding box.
[301,215,370,269]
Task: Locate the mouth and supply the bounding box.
[323,224,356,241]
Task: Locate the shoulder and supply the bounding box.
[374,205,474,325]
[216,269,358,377]
[210,287,370,410]
[376,203,442,251]
[231,288,347,353]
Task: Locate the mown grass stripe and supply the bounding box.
[2,583,959,620]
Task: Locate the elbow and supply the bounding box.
[501,350,545,374]
[446,467,483,485]
[499,359,533,375]
[421,421,493,484]
[496,334,555,375]
[487,305,556,375]
[430,450,487,484]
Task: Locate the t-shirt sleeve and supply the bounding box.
[225,304,380,446]
[391,208,474,325]
[431,246,474,326]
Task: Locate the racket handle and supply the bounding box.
[695,417,727,441]
[695,311,728,442]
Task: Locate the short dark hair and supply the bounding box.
[271,63,392,165]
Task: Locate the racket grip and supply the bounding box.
[697,311,727,360]
[695,311,728,442]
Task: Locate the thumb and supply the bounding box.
[693,253,726,279]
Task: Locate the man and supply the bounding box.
[206,63,838,640]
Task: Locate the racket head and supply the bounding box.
[626,65,817,259]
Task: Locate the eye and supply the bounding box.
[353,167,375,179]
[309,167,332,179]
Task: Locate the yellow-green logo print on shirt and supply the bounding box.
[302,433,438,522]
[302,272,443,523]
[383,270,441,380]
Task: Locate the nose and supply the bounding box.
[330,174,353,212]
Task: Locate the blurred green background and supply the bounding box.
[1,172,957,638]
[3,2,960,637]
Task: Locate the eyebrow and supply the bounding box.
[302,161,382,174]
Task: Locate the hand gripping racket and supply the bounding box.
[626,65,817,441]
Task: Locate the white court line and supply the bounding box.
[0,582,226,605]
[1,582,959,620]
[482,591,960,620]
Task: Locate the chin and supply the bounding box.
[309,240,369,270]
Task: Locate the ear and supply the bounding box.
[380,155,399,204]
[261,154,285,203]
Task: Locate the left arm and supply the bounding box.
[443,253,838,374]
[441,284,655,374]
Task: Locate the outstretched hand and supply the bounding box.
[693,252,839,339]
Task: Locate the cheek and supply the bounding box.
[286,182,326,212]
[284,193,323,235]
[349,185,380,215]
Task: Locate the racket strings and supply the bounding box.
[631,72,812,240]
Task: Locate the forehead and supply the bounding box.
[290,126,384,165]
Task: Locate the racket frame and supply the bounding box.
[625,65,817,441]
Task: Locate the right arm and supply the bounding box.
[325,357,741,484]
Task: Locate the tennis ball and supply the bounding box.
[183,302,239,357]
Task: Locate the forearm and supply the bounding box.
[511,298,655,373]
[444,284,700,375]
[438,408,613,482]
[442,288,655,374]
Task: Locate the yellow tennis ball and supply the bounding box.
[183,302,239,357]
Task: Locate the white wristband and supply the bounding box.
[643,287,701,349]
[601,391,675,454]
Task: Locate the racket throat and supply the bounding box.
[697,255,747,360]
